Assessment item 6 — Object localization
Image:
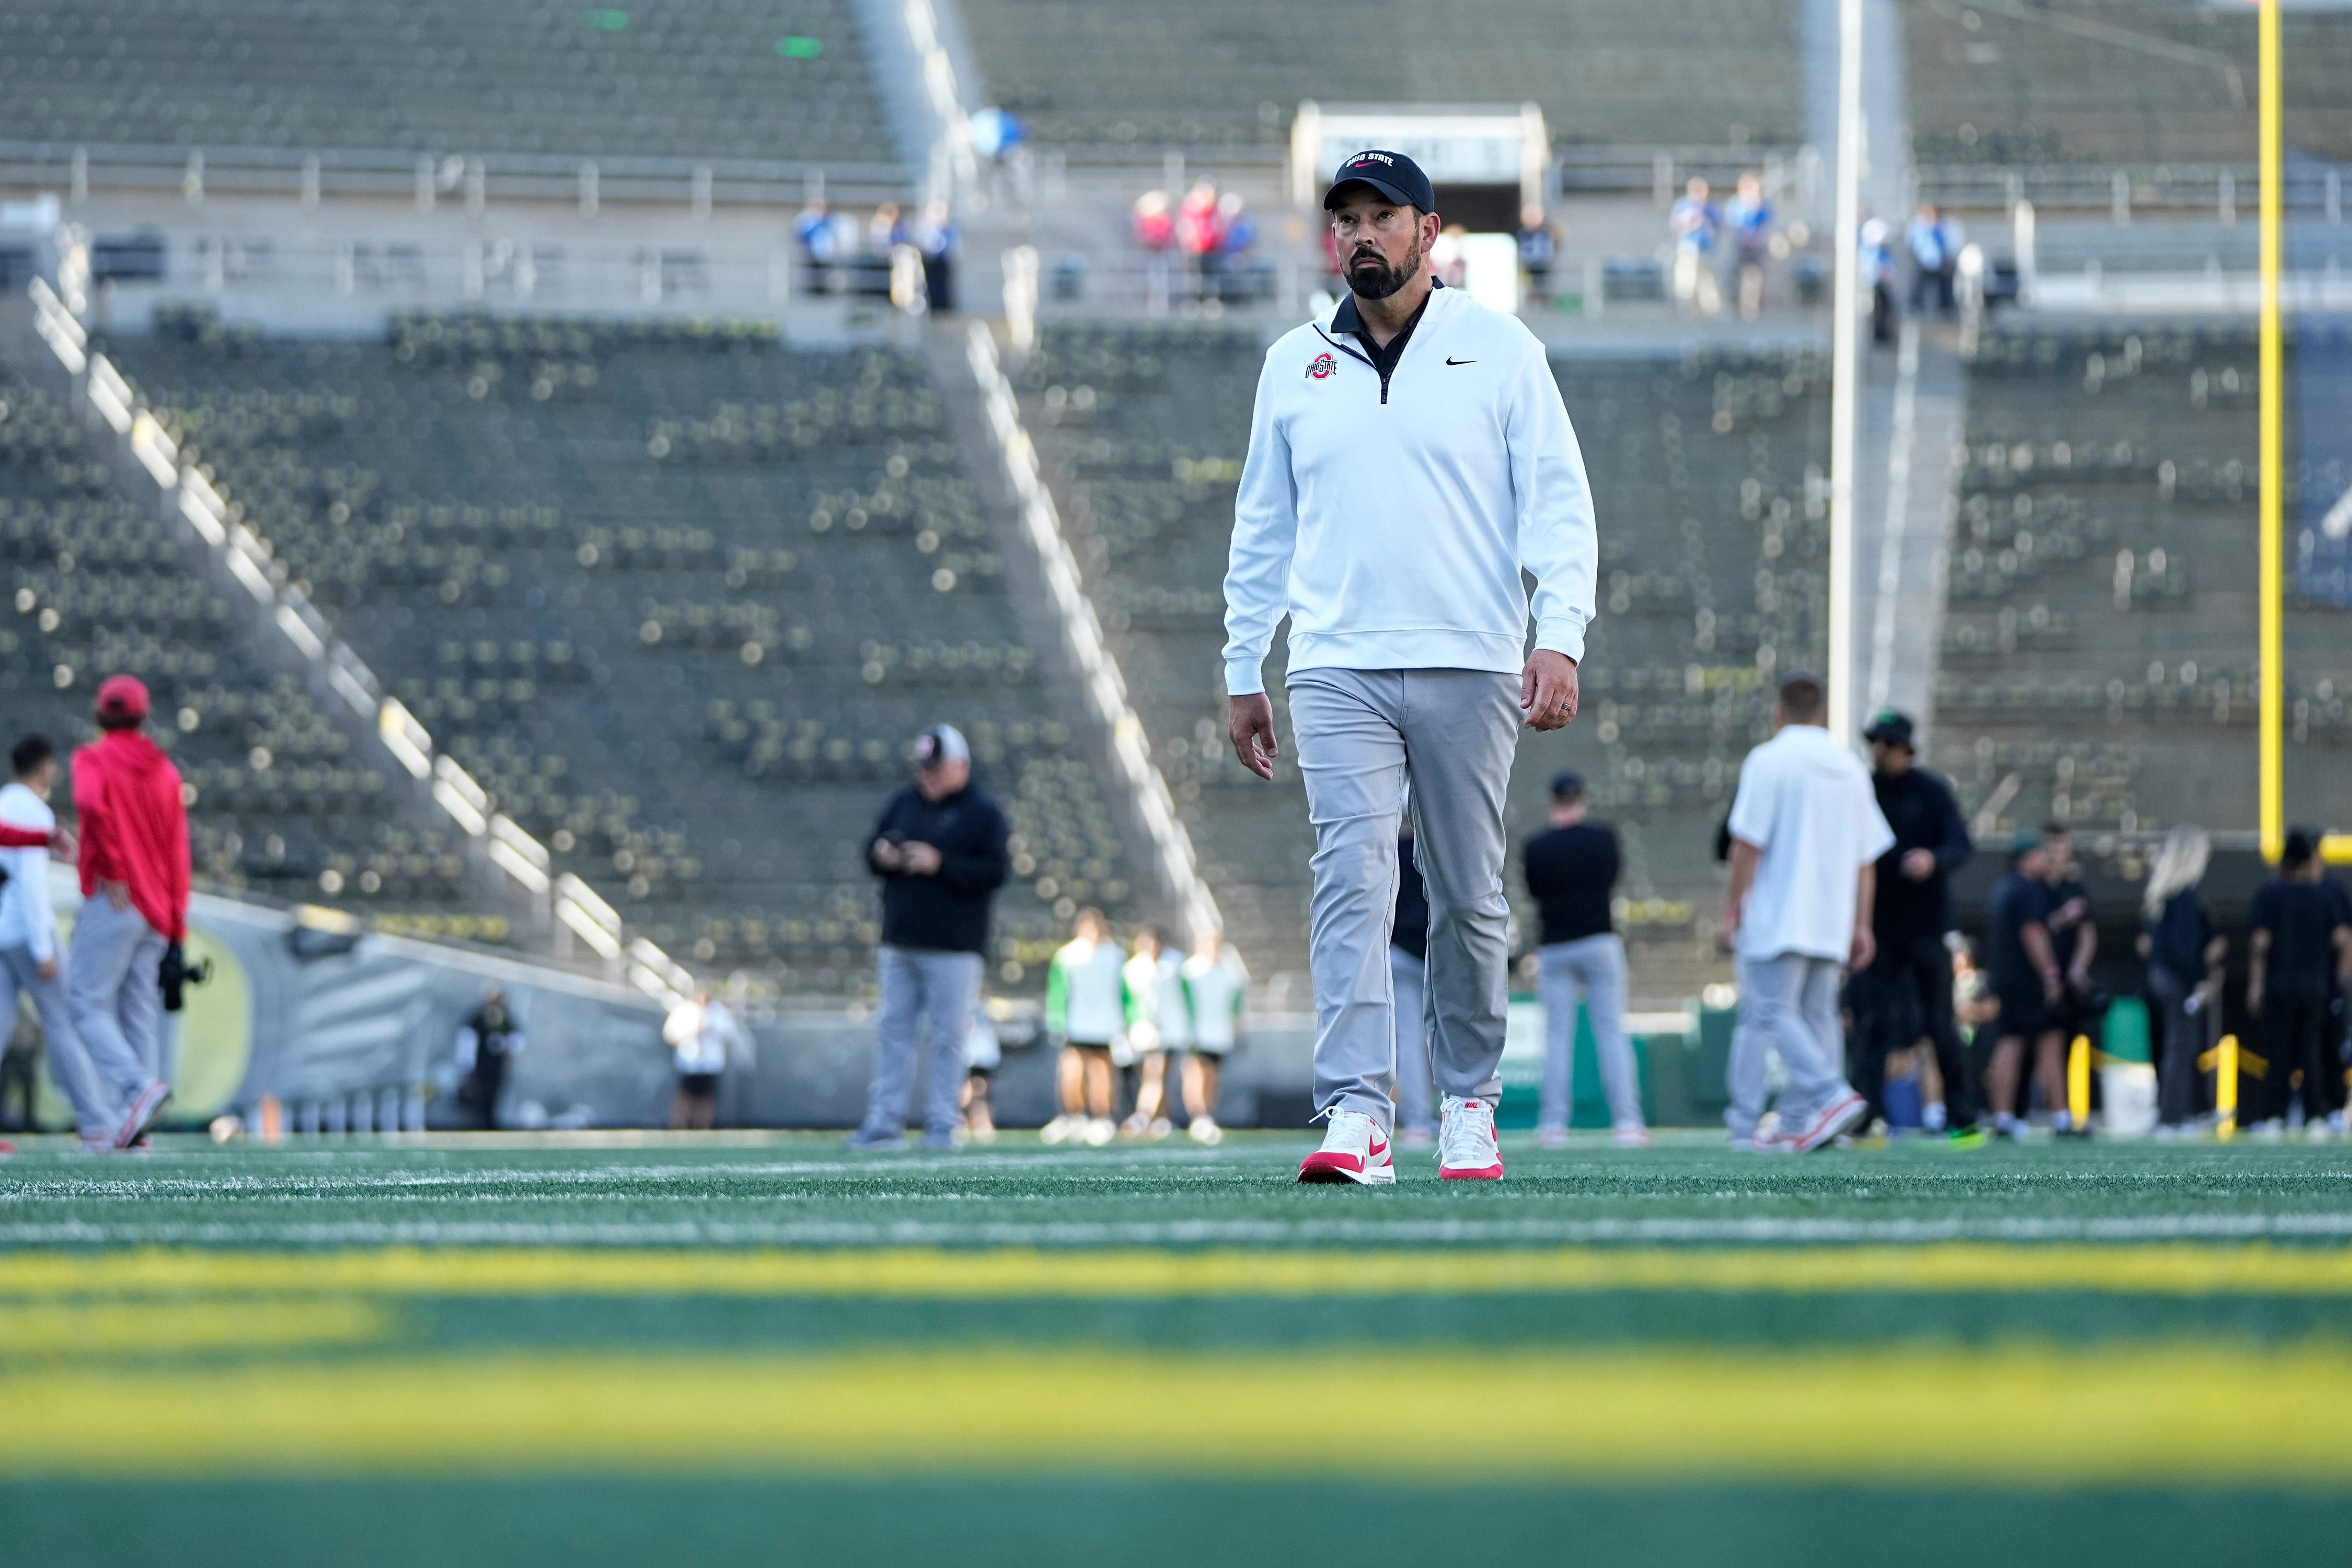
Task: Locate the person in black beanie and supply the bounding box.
[1852,710,1978,1135]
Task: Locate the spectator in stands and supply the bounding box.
[1391,824,1436,1150]
[1042,906,1124,1147]
[0,734,110,1150]
[1860,217,1897,344]
[1724,171,1774,320]
[456,986,526,1130]
[664,986,746,1131]
[2246,828,2352,1139]
[2138,825,2223,1135]
[1524,770,1645,1148]
[852,723,1010,1152]
[868,202,907,256]
[1120,925,1187,1140]
[960,993,1000,1144]
[1983,832,2067,1140]
[914,200,958,314]
[1851,710,1978,1138]
[1179,929,1246,1144]
[1133,189,1175,253]
[1669,177,1721,315]
[1719,673,1885,1151]
[66,676,180,1150]
[794,197,841,266]
[1516,205,1559,308]
[1906,203,1958,317]
[1177,179,1224,288]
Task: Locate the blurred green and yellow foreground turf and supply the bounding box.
[1,1131,2348,1565]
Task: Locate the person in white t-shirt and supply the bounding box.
[1119,926,1190,1140]
[1719,673,1892,1152]
[0,735,112,1150]
[664,988,747,1130]
[1179,930,1247,1144]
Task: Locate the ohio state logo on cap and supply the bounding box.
[1305,352,1336,380]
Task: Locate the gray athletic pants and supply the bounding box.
[859,944,983,1144]
[1391,946,1435,1137]
[0,943,114,1140]
[1288,668,1518,1132]
[1538,933,1644,1132]
[66,894,166,1099]
[1728,950,1855,1141]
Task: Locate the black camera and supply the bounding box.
[159,941,213,1013]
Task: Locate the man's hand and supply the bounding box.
[1715,905,1739,954]
[104,881,130,911]
[899,841,943,876]
[50,827,75,863]
[1900,848,1937,881]
[2041,967,2063,1006]
[1228,694,1278,781]
[1521,651,1579,731]
[870,837,904,871]
[36,957,56,983]
[1849,925,1877,973]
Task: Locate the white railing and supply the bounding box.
[964,318,1222,943]
[22,273,694,1011]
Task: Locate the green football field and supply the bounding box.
[2,1131,2349,1565]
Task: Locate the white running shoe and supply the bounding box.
[115,1079,169,1150]
[1769,1091,1870,1154]
[1187,1115,1223,1146]
[1612,1124,1652,1149]
[1083,1116,1116,1147]
[1534,1126,1569,1150]
[1437,1095,1503,1181]
[1146,1117,1172,1141]
[1296,1108,1394,1185]
[1039,1114,1073,1145]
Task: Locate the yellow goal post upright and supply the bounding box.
[2256,0,2351,865]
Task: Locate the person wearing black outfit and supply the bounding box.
[850,724,1011,1151]
[1984,832,2067,1139]
[2039,823,2101,1053]
[456,987,526,1130]
[2137,825,2223,1133]
[1523,771,1646,1147]
[1391,824,1437,1148]
[2247,828,2352,1137]
[1850,712,1976,1135]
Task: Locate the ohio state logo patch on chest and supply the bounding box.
[1305,352,1336,380]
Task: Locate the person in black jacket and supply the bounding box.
[1851,710,1978,1134]
[849,724,1011,1151]
[2247,828,2352,1137]
[2137,824,2223,1133]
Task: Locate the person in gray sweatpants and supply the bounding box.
[1286,667,1523,1128]
[0,733,115,1147]
[1523,770,1646,1145]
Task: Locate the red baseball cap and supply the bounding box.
[95,674,151,722]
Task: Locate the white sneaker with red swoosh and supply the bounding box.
[1438,1095,1504,1181]
[1296,1108,1395,1185]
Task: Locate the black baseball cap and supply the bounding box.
[1549,770,1586,801]
[1862,709,1915,748]
[1323,150,1436,216]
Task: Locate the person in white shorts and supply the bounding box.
[1719,672,1892,1152]
[1042,908,1125,1147]
[1120,926,1190,1140]
[1179,930,1248,1144]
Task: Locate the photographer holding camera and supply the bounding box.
[66,676,190,1148]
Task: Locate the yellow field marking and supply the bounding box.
[5,1243,2352,1300]
[0,1298,388,1354]
[2,1343,2350,1483]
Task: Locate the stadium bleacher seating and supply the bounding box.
[0,361,479,922]
[1906,1,2352,167]
[0,0,890,165]
[1019,325,1828,995]
[106,308,1138,996]
[1931,321,2352,841]
[955,0,1803,149]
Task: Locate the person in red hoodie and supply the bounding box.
[66,676,183,1148]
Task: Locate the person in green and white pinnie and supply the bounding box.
[1042,907,1125,1147]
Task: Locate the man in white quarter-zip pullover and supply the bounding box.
[1222,149,1599,1186]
